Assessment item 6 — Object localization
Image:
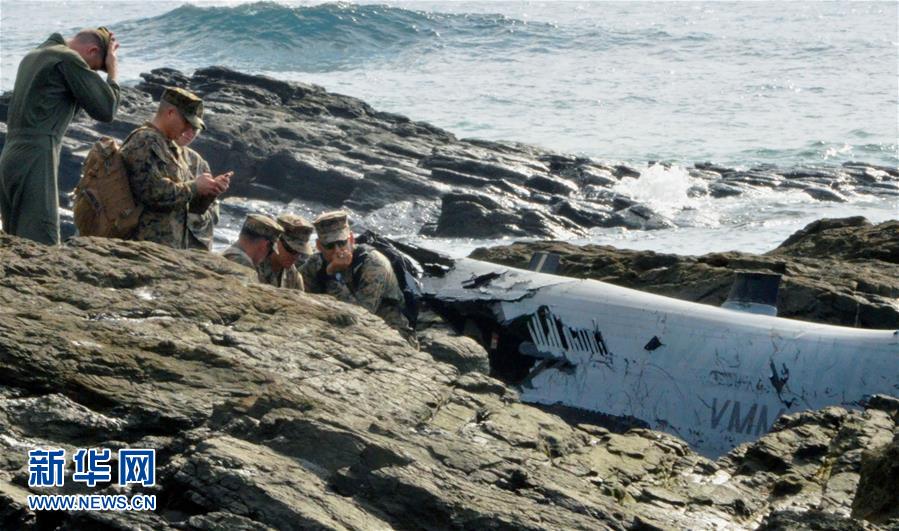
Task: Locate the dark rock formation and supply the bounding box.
[0,234,895,529]
[1,67,896,240]
[470,217,899,329]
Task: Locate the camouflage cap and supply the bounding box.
[277,214,314,255]
[313,210,351,245]
[162,87,205,131]
[241,214,283,242]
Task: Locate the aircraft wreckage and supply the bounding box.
[397,241,899,457]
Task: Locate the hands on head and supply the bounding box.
[104,32,118,80]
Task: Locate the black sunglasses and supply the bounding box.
[280,237,298,255]
[323,239,348,250]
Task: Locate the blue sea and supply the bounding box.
[1,1,897,254]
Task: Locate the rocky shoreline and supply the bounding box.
[1,67,897,241]
[471,217,899,330]
[1,66,897,529]
[0,233,897,530]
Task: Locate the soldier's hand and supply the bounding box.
[105,33,119,80]
[214,171,233,193]
[326,249,353,275]
[196,173,224,197]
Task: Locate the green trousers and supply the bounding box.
[0,136,61,245]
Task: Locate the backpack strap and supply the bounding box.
[349,246,369,289]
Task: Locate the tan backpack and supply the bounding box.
[73,132,143,238]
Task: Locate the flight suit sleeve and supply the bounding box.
[58,59,120,122]
[122,132,197,211]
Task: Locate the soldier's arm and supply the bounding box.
[58,59,120,122]
[299,256,324,294]
[325,277,357,305]
[187,154,215,215]
[344,256,390,314]
[122,135,196,211]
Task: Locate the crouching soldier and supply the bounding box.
[258,213,312,290]
[300,211,416,345]
[222,214,282,282]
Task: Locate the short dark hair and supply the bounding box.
[73,29,106,53]
[239,228,270,243]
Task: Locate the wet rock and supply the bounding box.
[553,199,614,228]
[803,186,847,202]
[425,192,582,239]
[525,175,579,196]
[4,67,892,241]
[608,205,676,231]
[709,181,745,198]
[471,217,899,329]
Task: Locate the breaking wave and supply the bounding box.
[113,1,557,72]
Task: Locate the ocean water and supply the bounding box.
[2,0,897,255]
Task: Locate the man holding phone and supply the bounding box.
[121,87,230,249]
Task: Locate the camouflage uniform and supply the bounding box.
[301,246,413,340]
[120,88,210,249]
[258,259,303,290]
[183,147,219,251]
[222,244,254,269]
[259,213,312,291]
[300,211,414,343]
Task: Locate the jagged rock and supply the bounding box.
[804,186,847,202]
[770,216,899,264]
[424,192,583,238]
[470,217,899,329]
[608,204,675,230]
[0,234,895,528]
[416,327,490,374]
[524,175,578,196]
[756,510,875,531]
[852,432,899,523]
[553,199,614,228]
[1,67,894,240]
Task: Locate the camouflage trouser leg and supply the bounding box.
[0,141,60,245]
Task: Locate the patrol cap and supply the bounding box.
[313,210,351,245]
[161,87,205,131]
[277,213,314,255]
[95,27,113,59]
[241,214,283,242]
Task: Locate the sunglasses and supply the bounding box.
[323,239,349,250]
[280,237,298,255]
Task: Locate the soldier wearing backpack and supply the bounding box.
[120,87,229,249]
[300,211,417,347]
[0,27,120,245]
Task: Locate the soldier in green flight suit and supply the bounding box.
[0,27,121,245]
